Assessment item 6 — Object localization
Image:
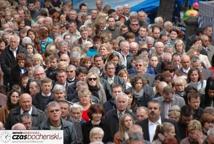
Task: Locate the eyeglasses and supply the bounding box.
[135,64,143,67]
[49,109,60,113]
[88,78,97,81]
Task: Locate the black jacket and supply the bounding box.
[0,46,27,88]
[39,118,77,144]
[5,106,45,129]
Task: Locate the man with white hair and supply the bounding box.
[0,34,27,89]
[103,92,134,143]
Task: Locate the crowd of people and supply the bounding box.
[0,0,214,144]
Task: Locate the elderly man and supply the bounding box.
[0,34,27,89]
[39,101,77,144]
[103,92,134,143]
[5,93,45,129]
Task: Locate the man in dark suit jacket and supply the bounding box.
[103,92,134,143]
[138,100,180,142]
[0,34,27,90]
[137,100,162,142]
[5,93,46,129]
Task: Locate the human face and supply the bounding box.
[41,82,52,95]
[170,31,178,40]
[111,56,119,65]
[164,127,176,139]
[124,115,133,129]
[135,62,146,74]
[163,92,173,103]
[203,118,214,132]
[77,73,86,81]
[181,57,190,69]
[34,68,46,80]
[190,70,199,82]
[134,79,143,91]
[54,91,65,101]
[91,134,103,142]
[66,68,76,79]
[10,36,19,49]
[174,83,185,92]
[108,17,115,28]
[139,27,147,37]
[18,59,25,68]
[153,28,160,39]
[116,96,128,111]
[99,46,109,56]
[112,87,123,98]
[10,92,20,104]
[208,89,214,98]
[94,57,104,69]
[130,21,140,32]
[136,108,148,121]
[48,105,61,122]
[175,42,184,53]
[26,45,34,54]
[57,72,67,85]
[127,94,133,106]
[150,56,158,68]
[28,31,35,40]
[188,130,203,142]
[29,82,40,96]
[181,115,192,125]
[22,117,32,130]
[148,102,161,122]
[59,102,70,119]
[79,94,91,106]
[155,43,164,55]
[70,109,82,121]
[106,64,116,77]
[19,94,32,111]
[188,97,200,110]
[92,113,102,122]
[88,75,97,86]
[120,41,130,54]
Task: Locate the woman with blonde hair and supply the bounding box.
[86,72,107,104]
[114,113,135,144]
[152,122,177,144]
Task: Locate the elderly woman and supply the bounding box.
[89,127,105,144]
[86,72,107,104]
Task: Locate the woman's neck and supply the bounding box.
[91,120,101,125]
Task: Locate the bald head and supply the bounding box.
[19,93,32,112]
[12,123,26,130]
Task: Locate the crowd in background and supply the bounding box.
[0,0,214,144]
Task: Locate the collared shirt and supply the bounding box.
[9,47,18,58]
[41,92,52,97]
[181,67,190,74]
[117,110,125,119]
[107,76,115,85]
[21,107,33,115]
[148,118,161,142]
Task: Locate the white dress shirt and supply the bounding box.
[148,118,162,142]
